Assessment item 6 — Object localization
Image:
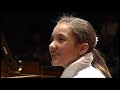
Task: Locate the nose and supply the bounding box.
[49,41,56,52]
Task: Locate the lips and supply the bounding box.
[51,54,57,57]
[51,53,59,58]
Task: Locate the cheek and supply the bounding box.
[60,44,79,62]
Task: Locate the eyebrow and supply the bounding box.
[51,33,67,39]
[58,33,66,37]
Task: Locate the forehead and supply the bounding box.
[52,23,72,35]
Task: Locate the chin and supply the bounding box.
[51,59,61,66]
[51,61,59,66]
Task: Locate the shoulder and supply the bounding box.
[73,66,105,78]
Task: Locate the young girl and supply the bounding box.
[49,15,112,78]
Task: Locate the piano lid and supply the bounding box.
[1,32,19,73]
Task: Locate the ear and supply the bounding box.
[79,43,89,56]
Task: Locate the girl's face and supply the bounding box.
[49,23,81,68]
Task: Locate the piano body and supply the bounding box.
[1,32,63,78]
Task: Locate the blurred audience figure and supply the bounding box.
[23,32,50,66]
[97,15,119,78]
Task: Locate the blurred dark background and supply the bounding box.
[1,11,119,78]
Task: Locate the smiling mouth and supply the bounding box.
[51,53,59,58]
[51,54,57,57]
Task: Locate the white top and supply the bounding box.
[60,52,105,78]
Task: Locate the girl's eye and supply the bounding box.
[58,38,64,43]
